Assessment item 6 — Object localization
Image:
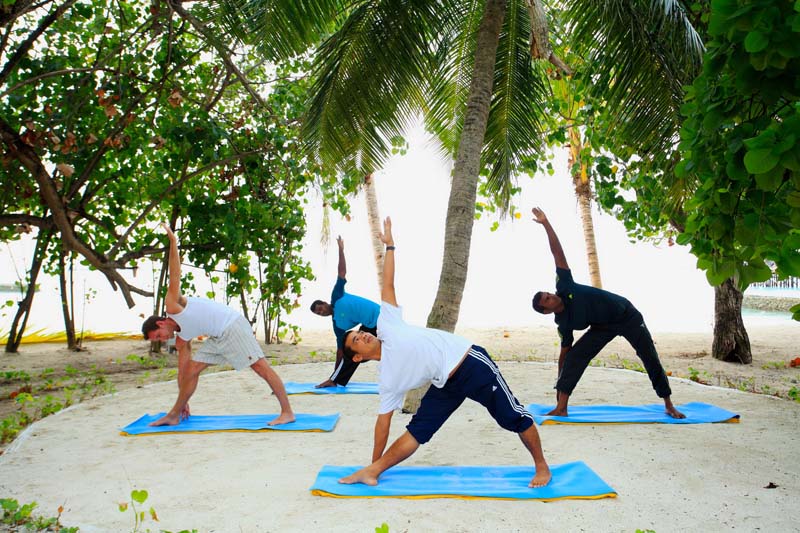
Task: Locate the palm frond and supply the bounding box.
[303,0,449,172]
[209,0,347,60]
[565,0,704,161]
[422,0,484,159]
[481,0,549,209]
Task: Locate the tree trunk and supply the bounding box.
[58,244,77,350]
[568,127,602,288]
[363,174,384,292]
[5,230,53,353]
[404,0,507,414]
[712,279,752,364]
[149,236,170,355]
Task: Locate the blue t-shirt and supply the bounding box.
[553,267,631,347]
[330,278,380,348]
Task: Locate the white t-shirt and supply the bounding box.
[167,297,239,341]
[376,302,471,414]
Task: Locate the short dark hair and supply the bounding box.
[532,292,545,314]
[141,315,165,340]
[310,300,325,313]
[342,329,357,362]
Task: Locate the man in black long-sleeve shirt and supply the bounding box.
[531,207,685,419]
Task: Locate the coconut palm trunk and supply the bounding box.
[363,174,384,290]
[568,126,602,288]
[403,0,508,414]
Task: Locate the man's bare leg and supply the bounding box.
[518,425,552,487]
[664,396,686,419]
[339,431,420,486]
[545,390,570,417]
[150,360,210,426]
[250,358,295,425]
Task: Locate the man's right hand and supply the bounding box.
[161,222,177,241]
[380,217,394,246]
[337,235,344,250]
[532,207,547,225]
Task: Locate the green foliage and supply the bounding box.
[118,489,197,533]
[1,370,32,384]
[0,498,78,532]
[678,0,800,297]
[1,366,115,444]
[1,0,355,340]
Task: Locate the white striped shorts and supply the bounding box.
[192,315,263,371]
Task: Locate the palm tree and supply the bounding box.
[564,0,752,363]
[212,0,553,330]
[363,174,385,289]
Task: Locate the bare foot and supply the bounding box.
[338,468,379,486]
[149,412,181,427]
[545,407,568,417]
[529,465,552,488]
[315,379,336,388]
[666,405,686,419]
[268,412,296,426]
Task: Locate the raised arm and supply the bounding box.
[532,208,568,270]
[162,223,185,313]
[379,217,397,306]
[336,236,346,279]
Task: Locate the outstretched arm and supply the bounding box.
[380,217,397,306]
[336,236,346,279]
[162,223,185,313]
[532,208,568,270]
[372,411,393,462]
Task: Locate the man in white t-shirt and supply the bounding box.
[141,223,295,427]
[338,217,551,488]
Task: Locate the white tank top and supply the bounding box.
[167,297,239,341]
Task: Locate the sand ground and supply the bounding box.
[1,325,799,532]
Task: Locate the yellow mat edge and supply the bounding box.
[120,428,327,437]
[539,416,739,425]
[310,489,617,501]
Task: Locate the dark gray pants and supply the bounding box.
[556,308,672,398]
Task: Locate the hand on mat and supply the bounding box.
[180,403,191,421]
[338,467,379,486]
[315,379,336,388]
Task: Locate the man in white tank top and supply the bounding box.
[141,223,294,427]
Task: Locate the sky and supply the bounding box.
[1,123,794,339]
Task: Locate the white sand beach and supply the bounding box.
[1,325,799,531]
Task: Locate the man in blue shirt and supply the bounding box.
[530,207,685,419]
[310,236,380,388]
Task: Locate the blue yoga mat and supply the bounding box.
[120,413,340,436]
[526,401,740,425]
[283,382,378,395]
[310,461,616,501]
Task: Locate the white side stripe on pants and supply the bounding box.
[468,348,532,421]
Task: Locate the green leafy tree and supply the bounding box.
[563,0,767,362]
[0,0,352,350]
[677,0,800,323]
